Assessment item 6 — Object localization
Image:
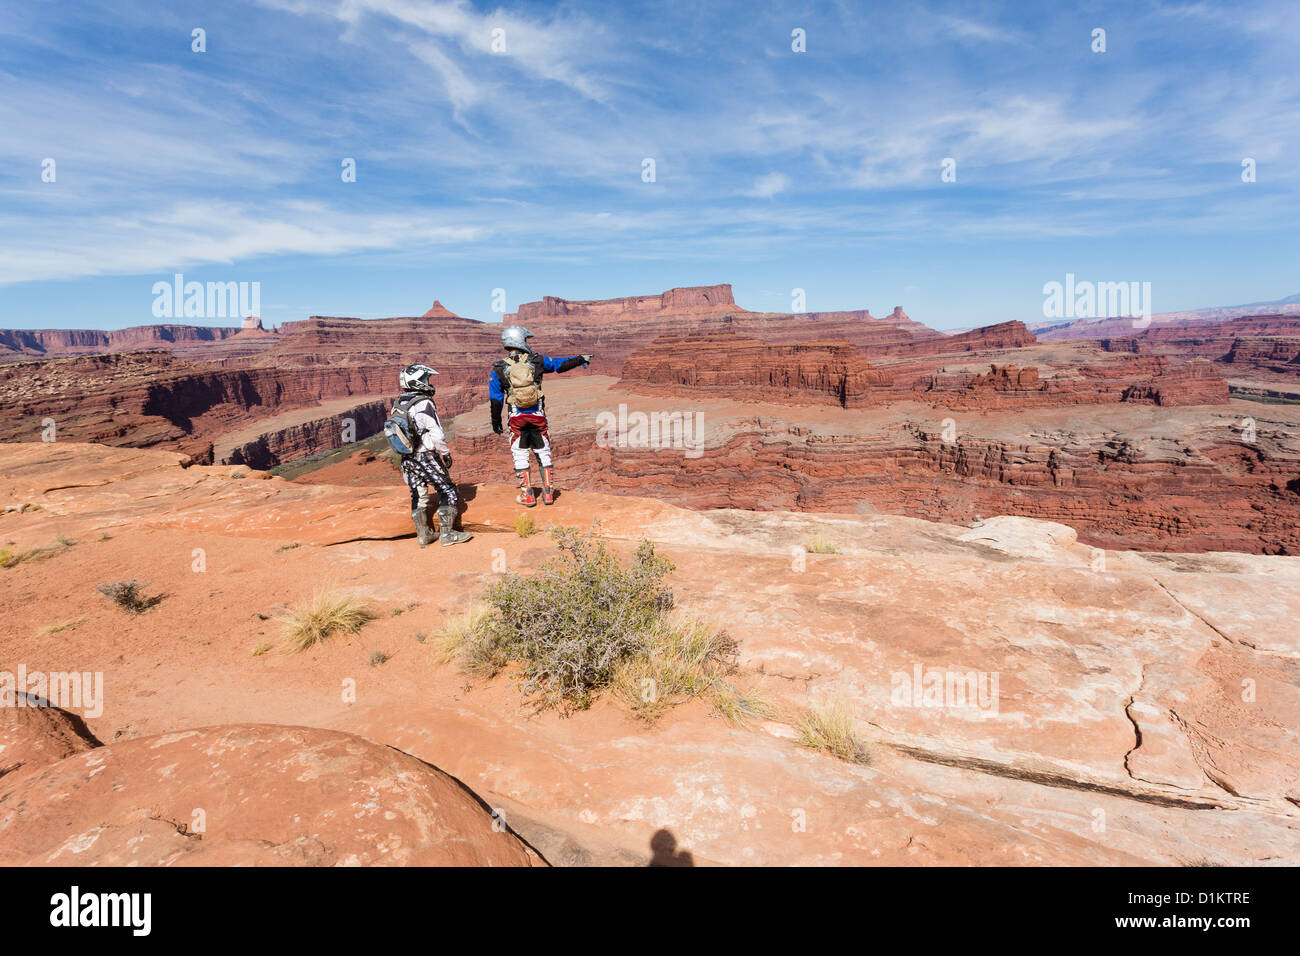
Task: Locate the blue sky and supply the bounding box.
[0,0,1297,331]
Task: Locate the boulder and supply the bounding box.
[0,724,544,866]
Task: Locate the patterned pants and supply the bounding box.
[400,452,457,510]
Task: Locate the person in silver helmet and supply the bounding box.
[488,326,591,506]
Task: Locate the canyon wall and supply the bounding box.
[0,323,277,363]
[449,407,1300,554]
[620,333,893,407]
[223,399,390,469]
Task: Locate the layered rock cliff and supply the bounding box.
[621,333,893,407]
[513,283,739,323]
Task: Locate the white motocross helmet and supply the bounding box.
[501,325,534,353]
[399,363,439,393]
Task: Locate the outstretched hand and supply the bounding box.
[581,354,593,365]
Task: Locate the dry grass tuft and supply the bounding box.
[433,605,506,679]
[36,617,88,637]
[803,534,841,554]
[281,590,373,651]
[795,701,870,764]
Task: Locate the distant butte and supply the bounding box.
[510,283,739,324]
[421,300,460,319]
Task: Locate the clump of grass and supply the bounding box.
[37,616,88,637]
[251,642,270,657]
[612,617,763,724]
[711,682,780,726]
[434,606,507,680]
[281,589,373,652]
[513,512,537,537]
[1,539,69,568]
[368,650,390,666]
[803,534,841,554]
[274,541,301,553]
[795,701,870,764]
[96,579,162,614]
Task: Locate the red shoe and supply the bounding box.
[541,466,555,505]
[517,486,537,507]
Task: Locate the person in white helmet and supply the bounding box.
[391,363,472,546]
[489,326,591,506]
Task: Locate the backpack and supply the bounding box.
[384,392,425,456]
[502,354,542,408]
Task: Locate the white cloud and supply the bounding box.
[744,173,790,198]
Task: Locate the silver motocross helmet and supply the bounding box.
[399,363,439,393]
[501,325,534,353]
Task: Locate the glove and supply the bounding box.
[582,354,593,365]
[493,423,503,435]
[441,453,453,470]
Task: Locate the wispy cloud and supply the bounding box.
[744,173,790,198]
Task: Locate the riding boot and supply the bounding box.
[412,506,435,547]
[516,467,536,507]
[541,465,555,505]
[438,505,473,546]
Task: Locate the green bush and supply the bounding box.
[443,528,674,712]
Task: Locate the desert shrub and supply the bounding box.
[795,701,869,764]
[434,528,671,712]
[484,528,673,711]
[96,579,162,614]
[281,590,372,651]
[368,650,390,666]
[436,529,765,721]
[803,534,841,554]
[251,642,270,657]
[513,512,537,537]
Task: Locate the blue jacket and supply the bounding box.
[489,352,586,426]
